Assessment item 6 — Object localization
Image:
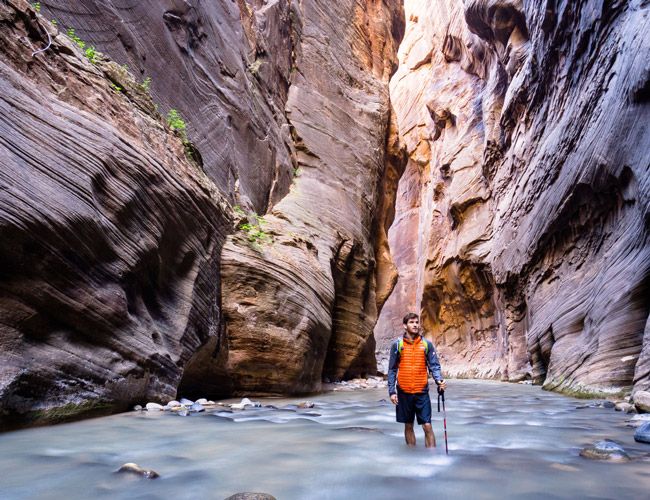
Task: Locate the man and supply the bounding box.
[388,312,446,448]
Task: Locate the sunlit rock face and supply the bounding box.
[0,1,230,426]
[377,0,650,395]
[181,0,406,396]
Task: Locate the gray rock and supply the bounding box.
[179,398,194,406]
[133,405,143,411]
[145,403,164,411]
[167,400,181,408]
[297,401,315,409]
[224,494,276,500]
[634,422,650,444]
[602,401,616,409]
[633,391,650,413]
[116,463,159,479]
[579,440,630,462]
[178,408,190,417]
[195,398,208,405]
[627,414,650,427]
[190,402,205,413]
[615,402,635,413]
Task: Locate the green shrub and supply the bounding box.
[166,109,187,138]
[140,76,152,92]
[109,82,123,93]
[85,46,98,64]
[66,28,86,50]
[32,3,41,13]
[236,209,271,246]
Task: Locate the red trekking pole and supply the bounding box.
[437,387,448,455]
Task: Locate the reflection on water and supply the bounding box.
[1,380,649,499]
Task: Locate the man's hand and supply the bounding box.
[436,379,447,391]
[390,394,398,405]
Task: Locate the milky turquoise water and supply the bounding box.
[1,380,649,499]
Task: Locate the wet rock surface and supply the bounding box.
[634,422,650,444]
[116,463,159,479]
[376,0,650,395]
[579,440,630,463]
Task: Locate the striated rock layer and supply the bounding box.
[0,0,230,427]
[377,0,650,396]
[181,0,405,397]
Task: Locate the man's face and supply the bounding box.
[404,317,420,335]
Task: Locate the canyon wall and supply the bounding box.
[377,0,650,396]
[0,0,230,426]
[1,0,404,426]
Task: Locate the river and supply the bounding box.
[1,380,649,499]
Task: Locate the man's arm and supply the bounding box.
[426,340,443,384]
[387,341,399,396]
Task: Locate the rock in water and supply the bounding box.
[133,405,143,411]
[178,408,190,417]
[179,398,194,406]
[116,463,160,479]
[615,402,635,413]
[195,398,208,405]
[633,391,650,413]
[297,402,315,409]
[190,402,205,413]
[224,494,276,500]
[579,441,630,462]
[634,422,650,444]
[145,403,164,411]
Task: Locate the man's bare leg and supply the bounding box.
[423,423,436,448]
[404,423,416,447]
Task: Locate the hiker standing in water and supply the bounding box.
[388,313,447,448]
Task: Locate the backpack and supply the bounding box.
[396,337,430,355]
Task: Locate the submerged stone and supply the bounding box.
[579,440,630,462]
[116,463,159,479]
[191,402,205,413]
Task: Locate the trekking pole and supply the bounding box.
[437,387,448,455]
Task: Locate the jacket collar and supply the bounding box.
[402,333,421,344]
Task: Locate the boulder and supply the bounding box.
[634,422,650,444]
[633,391,650,413]
[145,403,164,411]
[615,402,635,413]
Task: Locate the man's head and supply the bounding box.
[402,312,420,336]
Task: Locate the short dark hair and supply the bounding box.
[403,312,419,324]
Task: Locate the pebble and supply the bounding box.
[133,405,142,411]
[116,462,159,479]
[634,422,650,444]
[145,403,164,411]
[191,402,205,412]
[297,401,315,409]
[579,440,630,462]
[231,398,261,410]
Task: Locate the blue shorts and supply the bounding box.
[396,389,432,425]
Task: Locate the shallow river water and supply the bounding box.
[1,380,649,499]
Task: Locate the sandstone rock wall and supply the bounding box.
[377,0,650,396]
[1,0,406,426]
[181,0,405,396]
[0,0,230,427]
